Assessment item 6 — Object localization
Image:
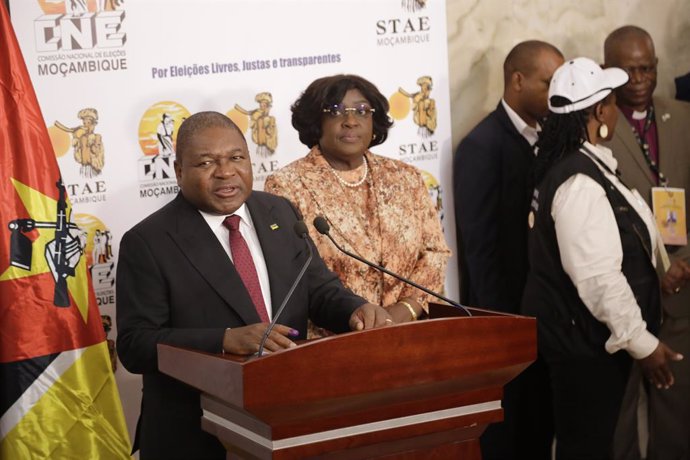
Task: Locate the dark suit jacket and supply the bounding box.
[604,96,690,319]
[116,191,366,460]
[453,102,535,313]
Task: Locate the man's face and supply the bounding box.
[174,125,253,215]
[608,36,657,110]
[520,50,565,125]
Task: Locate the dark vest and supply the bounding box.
[522,149,661,363]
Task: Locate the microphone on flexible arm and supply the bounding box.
[257,220,313,357]
[312,215,472,317]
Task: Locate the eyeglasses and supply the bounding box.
[322,104,376,119]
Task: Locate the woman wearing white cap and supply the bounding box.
[522,57,684,459]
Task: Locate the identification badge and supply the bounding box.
[652,187,687,246]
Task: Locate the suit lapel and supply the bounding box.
[245,193,292,314]
[654,98,676,181]
[495,102,535,162]
[613,109,655,188]
[167,195,261,325]
[297,148,378,261]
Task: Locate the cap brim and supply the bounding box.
[550,66,629,114]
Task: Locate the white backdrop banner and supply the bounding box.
[10,0,457,439]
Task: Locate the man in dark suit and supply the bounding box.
[116,111,390,460]
[453,40,563,460]
[603,26,690,460]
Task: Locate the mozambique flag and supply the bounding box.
[0,3,130,458]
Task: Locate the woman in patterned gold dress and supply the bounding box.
[265,74,450,335]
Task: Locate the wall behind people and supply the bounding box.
[447,0,690,149]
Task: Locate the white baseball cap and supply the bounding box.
[548,57,629,114]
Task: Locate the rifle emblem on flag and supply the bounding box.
[7,177,85,307]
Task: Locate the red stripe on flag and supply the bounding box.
[0,2,105,363]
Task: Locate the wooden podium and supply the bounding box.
[158,305,535,459]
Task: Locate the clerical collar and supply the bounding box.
[619,104,652,121]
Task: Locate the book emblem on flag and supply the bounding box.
[7,177,86,307]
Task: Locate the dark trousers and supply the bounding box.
[549,352,632,460]
[480,356,554,460]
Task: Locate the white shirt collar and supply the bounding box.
[501,98,540,147]
[198,203,253,230]
[581,141,618,172]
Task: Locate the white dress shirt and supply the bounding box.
[551,142,660,359]
[502,98,540,148]
[199,204,273,319]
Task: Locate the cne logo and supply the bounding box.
[229,92,278,158]
[137,101,190,199]
[34,0,126,52]
[72,213,115,299]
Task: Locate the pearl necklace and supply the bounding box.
[329,157,368,188]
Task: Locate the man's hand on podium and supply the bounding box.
[222,324,299,355]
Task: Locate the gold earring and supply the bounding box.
[372,133,377,140]
[598,123,609,139]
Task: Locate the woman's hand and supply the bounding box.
[384,298,423,323]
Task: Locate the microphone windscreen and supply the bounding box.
[293,220,308,237]
[313,216,330,235]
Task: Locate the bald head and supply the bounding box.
[503,40,564,128]
[503,40,563,87]
[176,111,245,164]
[604,26,658,111]
[604,25,655,65]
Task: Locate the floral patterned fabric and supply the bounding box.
[264,147,451,325]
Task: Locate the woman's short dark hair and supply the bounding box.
[291,74,393,148]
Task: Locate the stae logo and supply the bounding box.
[50,108,108,205]
[137,101,190,199]
[229,92,278,158]
[401,0,427,12]
[397,76,437,137]
[53,108,104,178]
[390,76,437,138]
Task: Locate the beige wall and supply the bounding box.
[447,0,690,148]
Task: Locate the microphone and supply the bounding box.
[257,220,313,357]
[313,216,472,317]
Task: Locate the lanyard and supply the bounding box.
[580,145,627,187]
[629,106,668,186]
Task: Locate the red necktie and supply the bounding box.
[223,215,270,322]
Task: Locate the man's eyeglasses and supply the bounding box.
[322,104,376,119]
